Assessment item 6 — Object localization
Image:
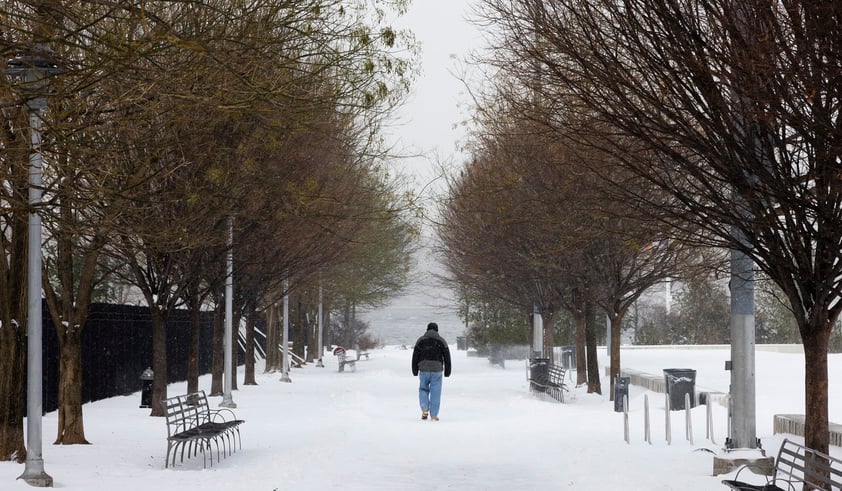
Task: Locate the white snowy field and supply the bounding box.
[1,345,840,491]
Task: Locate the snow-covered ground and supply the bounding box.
[2,343,840,490]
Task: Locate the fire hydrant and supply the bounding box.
[139,367,153,408]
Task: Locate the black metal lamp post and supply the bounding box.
[5,51,62,488]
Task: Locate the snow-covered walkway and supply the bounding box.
[2,345,840,490]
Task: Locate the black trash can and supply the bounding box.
[561,346,576,369]
[456,336,467,351]
[663,368,696,411]
[614,376,630,412]
[529,357,550,392]
[139,367,153,408]
[489,344,505,367]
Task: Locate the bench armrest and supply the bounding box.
[207,407,239,423]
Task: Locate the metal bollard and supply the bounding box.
[685,392,693,445]
[706,397,717,445]
[623,395,630,444]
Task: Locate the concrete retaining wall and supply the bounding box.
[773,414,842,447]
[616,344,803,353]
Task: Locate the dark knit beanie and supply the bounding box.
[427,322,438,331]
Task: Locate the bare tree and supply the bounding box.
[479,0,842,456]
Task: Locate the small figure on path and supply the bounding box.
[411,322,452,421]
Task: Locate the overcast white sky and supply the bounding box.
[387,0,484,196]
[360,1,485,337]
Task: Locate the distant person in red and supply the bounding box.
[411,322,452,421]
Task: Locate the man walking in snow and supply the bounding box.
[411,322,452,421]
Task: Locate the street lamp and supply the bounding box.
[280,277,291,383]
[316,281,324,368]
[532,302,543,358]
[5,51,62,488]
[220,216,236,408]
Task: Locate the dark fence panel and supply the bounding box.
[41,302,221,413]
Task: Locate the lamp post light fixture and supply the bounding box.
[5,51,62,488]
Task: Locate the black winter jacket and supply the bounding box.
[411,330,452,377]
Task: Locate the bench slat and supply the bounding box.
[722,439,842,490]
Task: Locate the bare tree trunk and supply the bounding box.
[304,313,313,363]
[574,309,587,386]
[351,302,357,348]
[290,298,298,359]
[54,329,89,444]
[585,302,601,394]
[542,310,555,361]
[150,309,169,417]
[264,305,276,372]
[0,226,26,459]
[243,308,257,385]
[270,303,282,371]
[0,144,33,451]
[297,303,306,363]
[0,321,26,461]
[187,298,200,395]
[608,309,623,402]
[211,305,223,396]
[804,322,831,457]
[323,303,330,355]
[342,301,352,347]
[231,312,239,391]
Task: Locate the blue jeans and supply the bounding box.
[418,371,443,417]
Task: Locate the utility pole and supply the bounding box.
[728,233,757,449]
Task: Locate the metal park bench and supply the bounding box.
[333,346,356,372]
[722,438,842,490]
[334,346,370,372]
[161,391,244,468]
[528,360,568,403]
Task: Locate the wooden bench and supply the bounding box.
[528,361,568,403]
[161,391,244,468]
[722,438,842,490]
